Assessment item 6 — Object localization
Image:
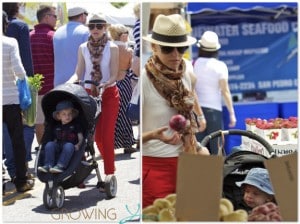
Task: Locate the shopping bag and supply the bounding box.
[23,85,38,127]
[16,78,32,110]
[264,152,297,221]
[175,153,224,221]
[126,78,140,124]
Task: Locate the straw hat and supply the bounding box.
[88,14,107,24]
[143,14,196,47]
[197,31,221,51]
[52,100,79,121]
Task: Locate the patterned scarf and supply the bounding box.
[87,34,108,96]
[145,55,198,153]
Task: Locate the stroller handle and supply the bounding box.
[200,129,276,158]
[74,80,100,86]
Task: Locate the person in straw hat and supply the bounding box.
[38,100,83,173]
[68,14,120,191]
[141,13,210,208]
[193,30,236,155]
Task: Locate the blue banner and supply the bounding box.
[191,20,298,94]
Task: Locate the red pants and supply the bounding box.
[142,156,178,208]
[94,86,119,175]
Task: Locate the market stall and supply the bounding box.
[222,101,297,154]
[187,3,298,154]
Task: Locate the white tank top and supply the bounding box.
[80,41,113,89]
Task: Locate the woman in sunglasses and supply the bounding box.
[68,14,120,191]
[141,14,209,209]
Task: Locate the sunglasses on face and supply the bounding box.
[159,45,189,54]
[88,23,105,30]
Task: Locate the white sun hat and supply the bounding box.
[143,14,196,47]
[197,30,221,51]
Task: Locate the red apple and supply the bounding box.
[169,114,187,132]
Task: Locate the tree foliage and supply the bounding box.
[111,2,127,9]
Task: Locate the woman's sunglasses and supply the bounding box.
[88,23,105,30]
[159,45,189,54]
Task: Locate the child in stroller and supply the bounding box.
[236,167,283,221]
[199,129,277,212]
[38,100,83,173]
[235,167,276,210]
[35,83,117,209]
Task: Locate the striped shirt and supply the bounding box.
[30,23,55,95]
[133,19,140,57]
[2,36,26,105]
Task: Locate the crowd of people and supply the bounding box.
[4,2,285,222]
[2,3,140,193]
[2,0,234,206]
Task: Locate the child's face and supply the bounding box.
[243,184,273,208]
[57,108,73,124]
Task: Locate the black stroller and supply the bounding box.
[35,83,117,209]
[200,129,276,212]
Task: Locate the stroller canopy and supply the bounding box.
[41,83,98,133]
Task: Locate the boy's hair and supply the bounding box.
[3,3,19,19]
[36,5,56,22]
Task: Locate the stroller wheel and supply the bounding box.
[52,185,65,209]
[105,175,117,198]
[43,185,65,209]
[43,185,56,209]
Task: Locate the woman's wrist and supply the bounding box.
[229,109,235,115]
[195,114,206,128]
[229,112,236,117]
[192,111,206,127]
[197,114,205,120]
